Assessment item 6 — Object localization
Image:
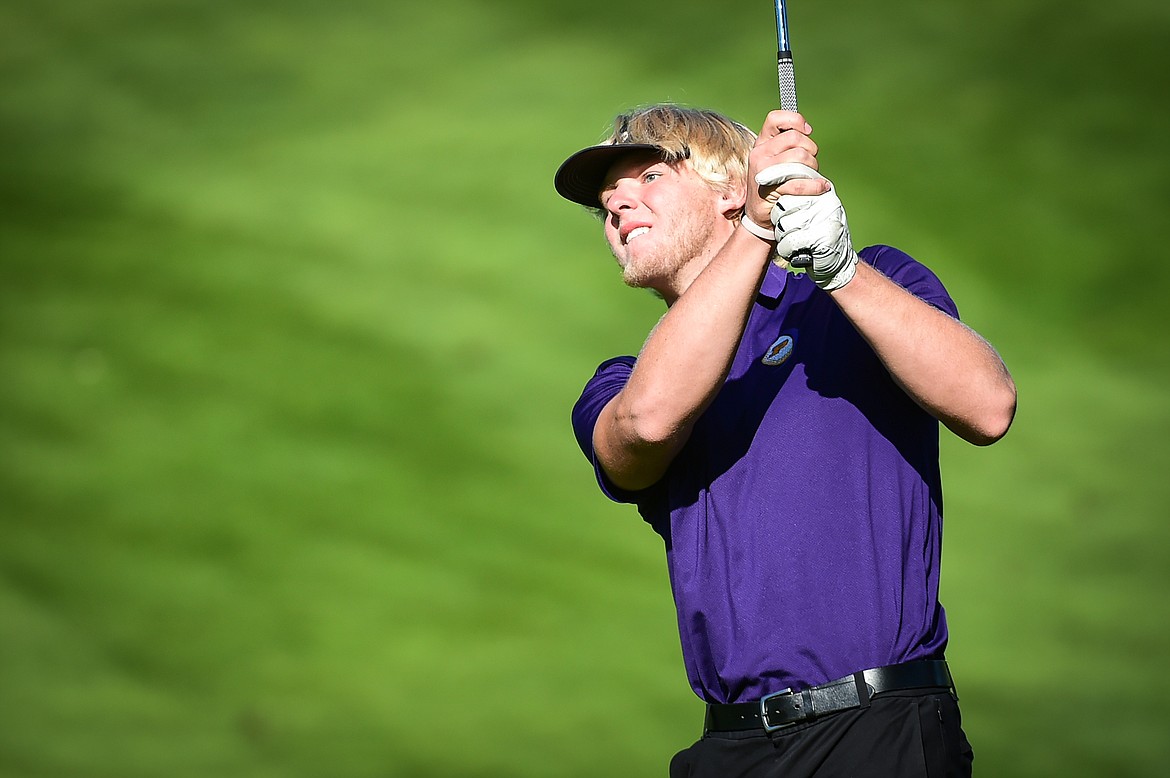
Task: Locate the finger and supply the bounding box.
[760,109,812,138]
[757,144,820,176]
[761,186,818,216]
[770,197,816,233]
[774,177,829,197]
[755,162,822,187]
[757,179,826,207]
[777,228,822,259]
[754,130,818,164]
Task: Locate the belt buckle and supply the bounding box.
[759,687,797,733]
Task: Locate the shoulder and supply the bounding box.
[859,245,959,319]
[580,356,637,397]
[570,356,635,454]
[861,244,927,277]
[570,355,651,505]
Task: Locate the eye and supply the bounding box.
[643,171,662,184]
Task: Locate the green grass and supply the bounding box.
[2,1,1168,775]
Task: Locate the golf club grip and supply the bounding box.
[777,51,798,112]
[776,52,814,271]
[774,2,812,270]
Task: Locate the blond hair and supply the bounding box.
[602,105,757,198]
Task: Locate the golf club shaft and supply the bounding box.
[773,0,812,268]
[775,0,798,111]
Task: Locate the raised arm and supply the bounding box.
[594,111,825,491]
[756,162,1016,445]
[592,228,771,490]
[828,262,1016,445]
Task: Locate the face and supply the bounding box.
[599,152,737,295]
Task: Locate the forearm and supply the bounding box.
[829,262,1017,445]
[596,227,774,489]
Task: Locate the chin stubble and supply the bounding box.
[615,213,715,290]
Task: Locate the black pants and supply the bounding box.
[670,690,973,778]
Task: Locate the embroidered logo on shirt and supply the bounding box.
[762,334,794,366]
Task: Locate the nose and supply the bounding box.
[604,178,638,215]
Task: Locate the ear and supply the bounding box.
[718,185,747,219]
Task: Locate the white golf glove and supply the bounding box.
[755,163,859,291]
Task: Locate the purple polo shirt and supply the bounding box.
[571,245,959,704]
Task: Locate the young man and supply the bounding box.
[555,105,1016,777]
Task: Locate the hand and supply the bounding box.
[744,111,827,228]
[755,162,859,291]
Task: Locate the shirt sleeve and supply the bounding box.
[860,244,960,320]
[570,355,643,504]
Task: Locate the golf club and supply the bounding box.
[773,0,813,269]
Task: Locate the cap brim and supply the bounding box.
[553,143,664,208]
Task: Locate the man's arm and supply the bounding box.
[828,261,1017,446]
[593,227,773,491]
[594,111,824,491]
[757,160,1017,446]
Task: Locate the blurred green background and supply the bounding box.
[2,1,1168,775]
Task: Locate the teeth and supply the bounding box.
[626,226,650,243]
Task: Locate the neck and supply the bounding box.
[658,216,739,306]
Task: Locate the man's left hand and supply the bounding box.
[756,163,859,291]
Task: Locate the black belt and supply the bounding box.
[705,660,954,734]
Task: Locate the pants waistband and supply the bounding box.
[704,659,954,734]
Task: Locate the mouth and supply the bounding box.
[622,226,650,245]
